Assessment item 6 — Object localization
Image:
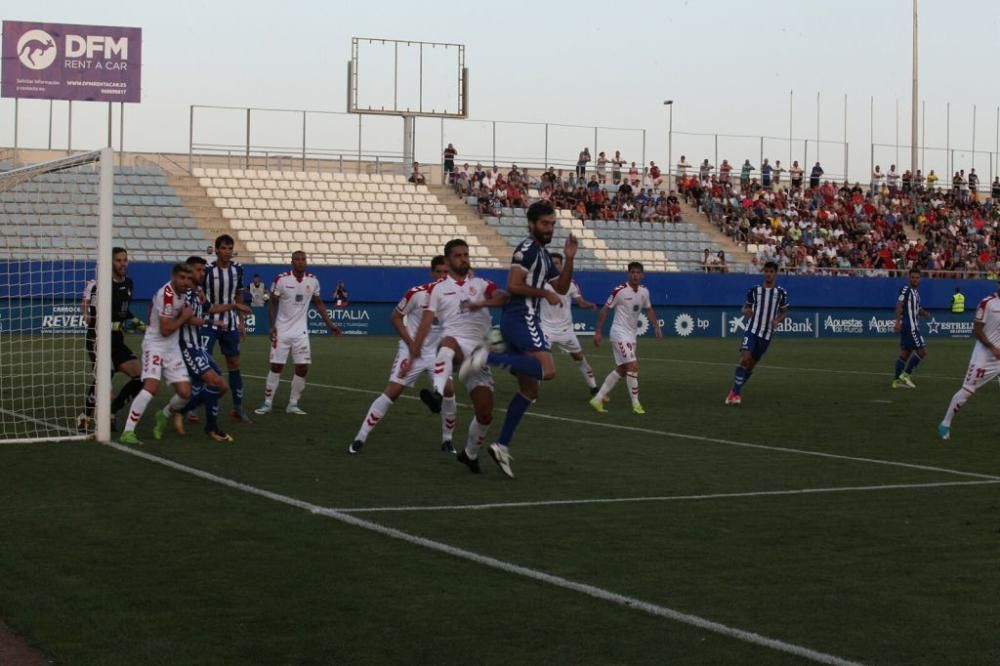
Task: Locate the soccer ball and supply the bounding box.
[487,327,506,353]
[262,294,270,302]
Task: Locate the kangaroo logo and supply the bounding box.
[16,29,57,70]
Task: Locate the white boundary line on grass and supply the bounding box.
[244,374,1000,482]
[335,479,1000,513]
[105,441,863,666]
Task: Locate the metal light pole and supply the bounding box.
[663,100,674,189]
[911,0,919,177]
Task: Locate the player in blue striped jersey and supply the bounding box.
[460,200,579,478]
[892,267,929,389]
[201,234,252,422]
[726,261,788,405]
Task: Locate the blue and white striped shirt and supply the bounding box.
[504,237,559,318]
[897,285,921,332]
[179,289,208,350]
[744,285,789,341]
[203,261,244,329]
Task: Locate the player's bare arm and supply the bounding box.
[268,291,279,341]
[236,285,247,339]
[311,293,342,336]
[894,301,904,333]
[548,233,578,296]
[772,305,789,327]
[390,308,413,348]
[465,289,510,311]
[574,295,598,311]
[973,321,1000,359]
[593,304,610,346]
[508,267,560,305]
[81,294,93,328]
[159,303,194,336]
[646,306,663,338]
[409,309,436,360]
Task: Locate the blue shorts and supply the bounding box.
[740,332,771,361]
[500,311,550,354]
[181,345,223,379]
[203,326,240,358]
[900,328,926,351]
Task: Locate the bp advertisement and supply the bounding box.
[0,300,979,340]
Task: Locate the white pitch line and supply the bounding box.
[244,374,1000,482]
[335,479,1000,513]
[105,441,862,666]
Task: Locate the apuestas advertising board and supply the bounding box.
[0,300,979,341]
[1,20,142,102]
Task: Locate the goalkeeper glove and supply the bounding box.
[131,317,147,333]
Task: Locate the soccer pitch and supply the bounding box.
[2,336,998,665]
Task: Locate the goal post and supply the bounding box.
[0,147,114,444]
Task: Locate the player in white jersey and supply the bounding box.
[119,263,196,445]
[349,256,458,454]
[938,288,1000,439]
[409,239,509,473]
[589,261,662,414]
[255,251,341,416]
[540,251,598,395]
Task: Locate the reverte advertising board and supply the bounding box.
[1,20,141,102]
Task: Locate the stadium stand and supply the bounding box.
[192,167,504,267]
[0,163,211,262]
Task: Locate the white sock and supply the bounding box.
[577,358,596,388]
[162,393,187,416]
[124,389,153,433]
[594,370,622,401]
[465,418,489,460]
[263,371,281,406]
[355,393,393,442]
[289,375,306,406]
[626,372,640,406]
[432,347,455,395]
[942,386,973,427]
[441,395,457,442]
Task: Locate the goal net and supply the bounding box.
[0,149,114,443]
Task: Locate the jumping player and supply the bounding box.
[349,256,457,454]
[589,261,663,414]
[724,261,789,404]
[119,263,195,445]
[892,267,929,389]
[410,239,507,474]
[79,247,145,431]
[254,251,340,416]
[938,287,1000,439]
[540,252,599,395]
[203,234,252,421]
[460,200,579,479]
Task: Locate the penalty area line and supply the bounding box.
[105,441,863,666]
[243,374,1000,482]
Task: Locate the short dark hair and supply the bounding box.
[627,261,644,272]
[431,255,446,270]
[292,250,306,259]
[549,252,564,262]
[214,234,235,249]
[112,246,127,258]
[185,256,207,267]
[763,261,779,271]
[909,267,922,276]
[444,238,468,257]
[172,262,193,276]
[527,200,555,222]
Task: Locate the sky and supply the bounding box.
[4,0,1000,181]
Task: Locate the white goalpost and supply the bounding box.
[0,147,114,444]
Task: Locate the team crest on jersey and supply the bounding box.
[633,305,639,312]
[295,294,304,302]
[513,251,524,262]
[469,286,478,296]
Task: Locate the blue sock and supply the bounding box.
[497,392,533,447]
[486,352,543,379]
[904,354,922,375]
[204,386,221,432]
[182,382,205,415]
[228,370,243,408]
[894,357,906,378]
[732,366,752,395]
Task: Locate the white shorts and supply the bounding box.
[544,327,582,354]
[140,344,189,384]
[389,346,435,388]
[270,331,311,365]
[961,346,1000,392]
[610,337,638,366]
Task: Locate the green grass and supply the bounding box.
[2,335,999,664]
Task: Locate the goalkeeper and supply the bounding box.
[80,247,146,431]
